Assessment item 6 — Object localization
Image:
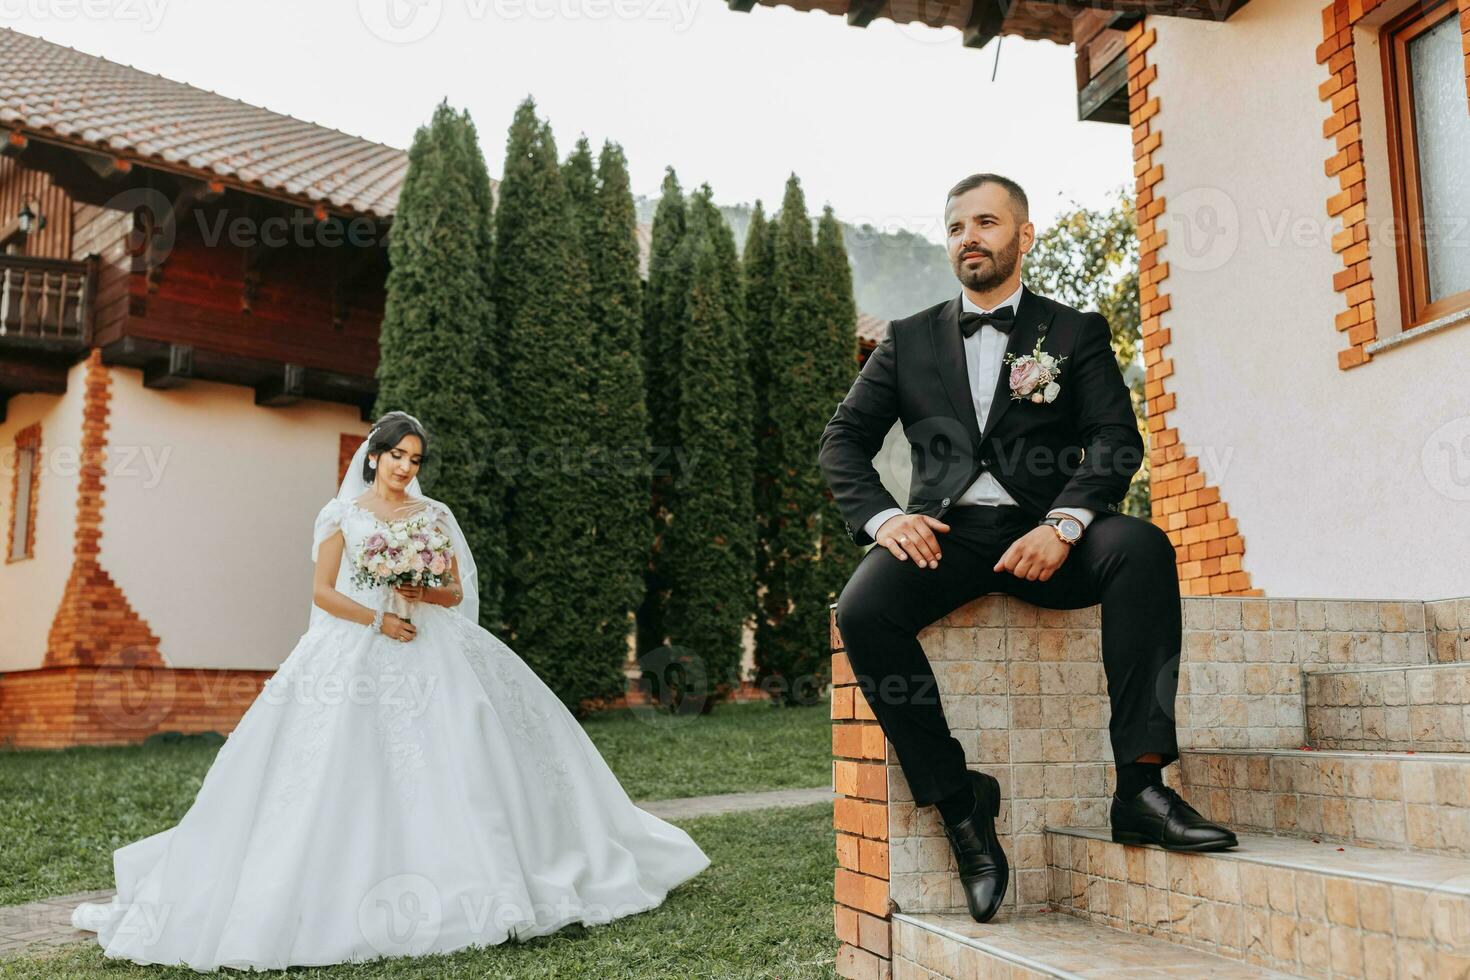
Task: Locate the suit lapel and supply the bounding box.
[933,284,1058,448]
[932,295,982,448]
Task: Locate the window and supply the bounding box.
[1382,0,1470,330]
[8,424,40,562]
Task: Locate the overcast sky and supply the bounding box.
[4,0,1133,244]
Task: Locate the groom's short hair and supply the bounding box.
[945,174,1029,225]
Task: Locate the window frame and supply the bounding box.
[1379,0,1470,333]
[7,423,41,563]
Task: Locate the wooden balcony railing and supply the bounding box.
[0,254,96,351]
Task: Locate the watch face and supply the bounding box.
[1059,518,1083,541]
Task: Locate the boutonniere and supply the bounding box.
[1003,339,1067,403]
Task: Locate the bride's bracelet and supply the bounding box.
[369,608,385,634]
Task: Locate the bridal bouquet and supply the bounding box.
[349,512,454,623]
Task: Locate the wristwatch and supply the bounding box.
[1040,514,1083,546]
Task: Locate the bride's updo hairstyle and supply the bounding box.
[362,411,431,486]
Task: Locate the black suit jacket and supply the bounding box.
[818,284,1144,547]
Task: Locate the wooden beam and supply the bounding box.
[0,130,28,158]
[142,344,193,389]
[127,177,223,293]
[254,363,306,407]
[0,356,68,394]
[1078,48,1130,123]
[76,149,134,182]
[963,0,1008,49]
[846,0,885,27]
[1054,0,1251,21]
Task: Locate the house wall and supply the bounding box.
[1146,0,1470,600]
[0,155,71,258]
[0,368,84,671]
[103,371,367,669]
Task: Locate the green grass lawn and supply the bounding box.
[0,699,831,908]
[5,803,839,979]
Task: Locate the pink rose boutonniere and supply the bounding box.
[1003,339,1067,404]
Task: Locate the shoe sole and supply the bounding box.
[1110,829,1240,851]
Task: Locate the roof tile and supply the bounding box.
[0,27,408,216]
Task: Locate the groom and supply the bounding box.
[818,173,1235,924]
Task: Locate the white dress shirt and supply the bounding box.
[862,282,1095,541]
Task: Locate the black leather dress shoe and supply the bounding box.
[940,770,1008,923]
[1111,784,1239,851]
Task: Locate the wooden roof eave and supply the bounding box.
[0,125,394,225]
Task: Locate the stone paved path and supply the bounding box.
[0,786,834,962]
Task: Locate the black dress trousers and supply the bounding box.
[834,504,1182,808]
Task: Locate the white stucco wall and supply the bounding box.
[1148,0,1470,600]
[0,366,84,672]
[104,369,367,669]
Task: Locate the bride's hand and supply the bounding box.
[394,585,426,602]
[381,613,417,643]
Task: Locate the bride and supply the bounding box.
[71,411,710,971]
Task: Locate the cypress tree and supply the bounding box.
[375,100,505,632]
[743,202,780,666]
[754,174,858,704]
[561,135,652,704]
[491,98,602,709]
[811,204,862,634]
[662,186,755,701]
[635,170,689,659]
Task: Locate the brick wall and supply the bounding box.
[1317,0,1377,368]
[1128,21,1257,597]
[1317,0,1470,368]
[831,603,893,980]
[0,664,272,749]
[44,349,163,669]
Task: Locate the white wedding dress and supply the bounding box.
[71,452,710,972]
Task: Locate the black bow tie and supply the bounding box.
[959,306,1016,338]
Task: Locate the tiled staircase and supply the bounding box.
[829,594,1470,979]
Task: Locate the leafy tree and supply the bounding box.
[1021,187,1148,515]
[563,135,653,706]
[492,98,604,708]
[375,100,506,631]
[635,170,689,660]
[752,175,860,704]
[662,186,756,703]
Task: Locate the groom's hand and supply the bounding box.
[994,526,1071,582]
[876,514,950,569]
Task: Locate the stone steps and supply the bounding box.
[1176,747,1470,858]
[1046,826,1470,979]
[830,594,1470,979]
[893,908,1298,979]
[1305,662,1470,751]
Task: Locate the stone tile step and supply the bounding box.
[893,907,1300,979]
[1304,661,1470,751]
[1046,826,1470,979]
[1177,747,1470,858]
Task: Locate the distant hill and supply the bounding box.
[633,196,955,321]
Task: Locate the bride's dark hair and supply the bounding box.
[362,411,431,486]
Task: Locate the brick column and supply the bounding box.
[44,349,163,668]
[1127,18,1257,597]
[830,602,892,980]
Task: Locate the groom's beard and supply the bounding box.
[952,232,1020,292]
